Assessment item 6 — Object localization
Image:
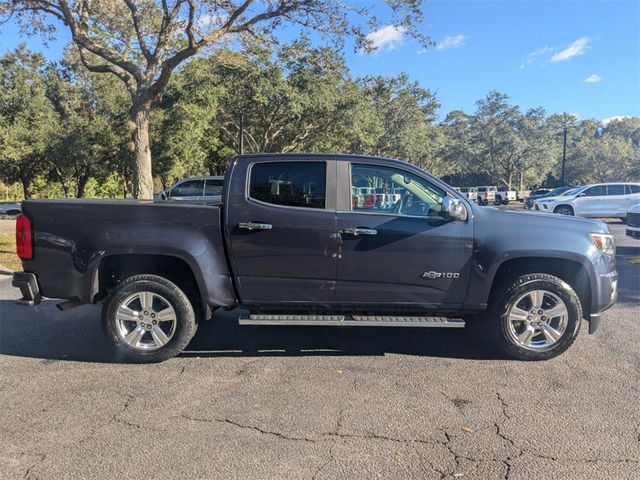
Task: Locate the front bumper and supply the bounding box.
[588,268,618,334]
[626,225,640,239]
[12,272,41,305]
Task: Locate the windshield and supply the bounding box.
[559,187,582,197]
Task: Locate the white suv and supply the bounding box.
[627,203,640,239]
[535,183,640,219]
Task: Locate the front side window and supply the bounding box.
[607,185,625,196]
[170,180,204,197]
[350,164,445,217]
[249,162,326,209]
[584,185,606,197]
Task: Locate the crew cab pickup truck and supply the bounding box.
[12,154,618,362]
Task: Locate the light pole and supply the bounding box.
[238,109,245,155]
[561,127,568,185]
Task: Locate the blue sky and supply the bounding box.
[1,0,638,121]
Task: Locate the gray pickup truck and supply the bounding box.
[13,154,618,362]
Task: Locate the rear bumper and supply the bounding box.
[12,272,41,305]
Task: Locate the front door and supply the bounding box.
[225,159,337,305]
[335,161,474,308]
[574,185,606,216]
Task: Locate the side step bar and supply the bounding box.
[239,314,465,328]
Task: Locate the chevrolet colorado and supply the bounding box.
[12,154,618,362]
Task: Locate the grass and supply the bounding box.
[628,256,640,267]
[0,232,21,272]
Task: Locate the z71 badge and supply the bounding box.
[421,271,460,279]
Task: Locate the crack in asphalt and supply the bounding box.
[23,453,46,480]
[180,413,317,442]
[112,393,142,430]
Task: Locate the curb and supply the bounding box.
[0,264,14,276]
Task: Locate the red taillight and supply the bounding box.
[16,214,33,260]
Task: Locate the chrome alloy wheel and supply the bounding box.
[506,289,569,351]
[115,291,177,351]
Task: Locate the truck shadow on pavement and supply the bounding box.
[0,299,498,364]
[1,257,636,364]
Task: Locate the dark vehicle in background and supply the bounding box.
[525,187,572,209]
[13,154,617,363]
[0,202,21,216]
[156,176,224,203]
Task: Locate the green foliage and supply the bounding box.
[1,43,638,200]
[0,46,58,198]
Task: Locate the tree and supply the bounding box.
[0,47,58,198]
[43,55,125,197]
[348,74,443,174]
[2,0,427,198]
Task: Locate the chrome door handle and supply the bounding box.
[341,227,378,236]
[238,222,272,231]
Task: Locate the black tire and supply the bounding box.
[494,198,501,206]
[554,205,574,216]
[488,273,582,361]
[502,199,510,206]
[102,274,197,363]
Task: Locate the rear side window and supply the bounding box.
[249,162,326,209]
[170,180,204,197]
[627,185,640,194]
[607,185,625,195]
[204,179,223,196]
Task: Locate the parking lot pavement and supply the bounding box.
[1,231,639,480]
[0,219,14,234]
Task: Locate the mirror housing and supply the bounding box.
[578,192,586,197]
[160,191,168,200]
[442,196,468,221]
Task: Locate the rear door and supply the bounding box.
[334,161,474,308]
[225,159,337,304]
[604,184,627,217]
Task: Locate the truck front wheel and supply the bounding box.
[102,274,198,363]
[489,273,582,360]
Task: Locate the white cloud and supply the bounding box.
[584,73,602,83]
[520,46,554,69]
[366,25,406,52]
[550,37,591,62]
[602,115,630,126]
[436,35,467,51]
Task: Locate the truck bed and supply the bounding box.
[20,199,235,305]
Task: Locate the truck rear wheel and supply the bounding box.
[489,273,582,360]
[102,274,197,363]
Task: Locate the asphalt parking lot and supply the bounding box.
[0,217,638,479]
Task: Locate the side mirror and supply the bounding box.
[442,196,468,221]
[160,191,168,200]
[578,193,586,197]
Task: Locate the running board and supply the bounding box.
[239,314,465,328]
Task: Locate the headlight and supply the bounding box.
[590,233,616,256]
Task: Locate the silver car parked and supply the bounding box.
[156,176,224,203]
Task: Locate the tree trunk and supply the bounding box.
[130,103,154,199]
[20,178,32,200]
[76,173,90,198]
